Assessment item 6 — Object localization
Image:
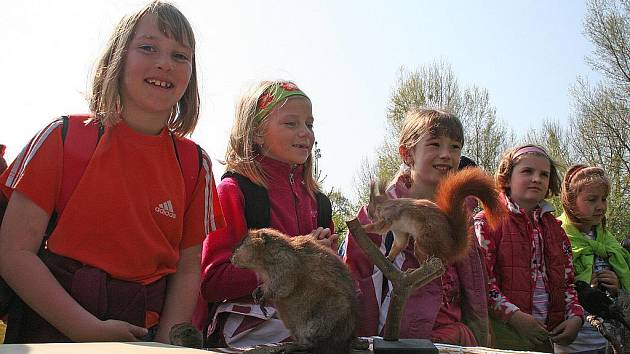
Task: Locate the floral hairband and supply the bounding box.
[255,82,308,123]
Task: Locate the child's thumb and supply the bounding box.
[130,325,149,339]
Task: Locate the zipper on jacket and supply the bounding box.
[288,168,301,231]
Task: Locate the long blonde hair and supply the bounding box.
[224,80,320,196]
[89,0,199,136]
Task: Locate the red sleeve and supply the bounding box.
[199,177,259,302]
[342,206,383,336]
[1,119,63,216]
[473,212,520,322]
[181,150,225,250]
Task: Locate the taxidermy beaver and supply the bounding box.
[232,228,358,354]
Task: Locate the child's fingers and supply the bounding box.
[129,324,149,340]
[311,227,328,239]
[319,228,332,239]
[549,324,562,336]
[529,331,548,346]
[99,319,147,341]
[316,238,333,248]
[329,234,339,251]
[309,227,322,239]
[549,317,580,345]
[597,271,619,285]
[550,332,573,346]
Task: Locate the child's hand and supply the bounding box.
[508,310,548,346]
[592,269,619,297]
[74,319,148,342]
[310,227,339,251]
[549,316,582,345]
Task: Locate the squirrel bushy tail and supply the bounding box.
[434,167,506,261]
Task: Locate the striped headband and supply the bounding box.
[512,146,548,161]
[255,82,308,123]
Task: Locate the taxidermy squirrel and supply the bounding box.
[231,228,359,354]
[364,167,505,263]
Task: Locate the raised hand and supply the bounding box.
[592,269,620,297]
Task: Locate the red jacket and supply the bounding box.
[474,194,583,330]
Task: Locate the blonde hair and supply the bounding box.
[224,80,320,196]
[496,144,561,198]
[561,164,610,229]
[394,107,464,186]
[89,0,199,136]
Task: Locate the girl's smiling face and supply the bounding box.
[404,134,462,191]
[507,154,551,212]
[255,97,314,165]
[120,14,193,124]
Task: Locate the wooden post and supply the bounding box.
[346,219,444,341]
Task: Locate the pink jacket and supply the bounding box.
[342,176,490,346]
[193,156,330,346]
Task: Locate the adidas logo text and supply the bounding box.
[155,200,176,219]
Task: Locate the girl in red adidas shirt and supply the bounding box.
[193,80,335,349]
[0,1,223,343]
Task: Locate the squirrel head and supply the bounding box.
[367,180,390,220]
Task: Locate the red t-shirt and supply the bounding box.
[1,118,224,284]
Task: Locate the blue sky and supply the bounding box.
[1,1,596,199]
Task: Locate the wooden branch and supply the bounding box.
[404,257,444,289]
[346,218,444,341]
[346,219,403,282]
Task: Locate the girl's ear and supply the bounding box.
[253,126,265,146]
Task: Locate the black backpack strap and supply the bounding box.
[222,172,270,229]
[59,115,104,141]
[315,191,332,228]
[222,172,332,230]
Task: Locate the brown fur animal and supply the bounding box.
[231,228,357,354]
[169,322,203,348]
[365,167,505,263]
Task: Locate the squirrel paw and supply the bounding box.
[252,286,269,317]
[252,286,264,303]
